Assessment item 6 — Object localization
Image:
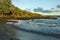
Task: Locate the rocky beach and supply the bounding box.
[0,19,20,40]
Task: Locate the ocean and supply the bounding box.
[13,19,60,40]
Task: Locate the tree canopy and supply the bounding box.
[0,0,53,19]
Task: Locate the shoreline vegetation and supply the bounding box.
[0,16,57,20]
[0,0,57,20]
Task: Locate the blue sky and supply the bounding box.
[12,0,60,11]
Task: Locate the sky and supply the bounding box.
[12,0,60,15]
[12,0,60,9]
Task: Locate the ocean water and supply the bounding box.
[14,19,60,40]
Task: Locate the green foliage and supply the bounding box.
[0,0,12,15]
[0,0,42,19]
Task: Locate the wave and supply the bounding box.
[8,19,60,37]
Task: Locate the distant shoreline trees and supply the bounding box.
[0,0,57,19]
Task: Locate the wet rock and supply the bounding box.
[9,38,20,40]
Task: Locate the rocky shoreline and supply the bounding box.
[0,19,20,40]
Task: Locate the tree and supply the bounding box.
[0,0,12,15]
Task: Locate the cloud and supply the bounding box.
[57,5,60,8]
[42,10,51,13]
[33,7,43,12]
[33,7,51,13]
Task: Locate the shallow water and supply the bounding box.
[16,30,60,40]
